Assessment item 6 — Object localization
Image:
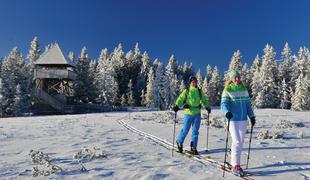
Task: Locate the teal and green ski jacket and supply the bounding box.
[221,82,255,122]
[175,86,210,116]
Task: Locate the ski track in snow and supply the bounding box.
[0,109,309,179]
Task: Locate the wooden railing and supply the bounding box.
[34,69,77,80]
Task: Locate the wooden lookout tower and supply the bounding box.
[33,43,76,113]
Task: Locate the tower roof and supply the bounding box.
[35,43,76,67]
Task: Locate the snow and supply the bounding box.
[0,109,309,179]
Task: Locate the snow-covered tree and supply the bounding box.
[152,58,159,72]
[145,67,154,107]
[279,42,292,83]
[240,63,251,89]
[140,89,146,106]
[96,48,110,104]
[88,60,98,102]
[182,62,194,85]
[291,74,310,111]
[120,94,127,106]
[111,80,120,106]
[12,84,29,116]
[165,55,178,108]
[178,79,186,95]
[0,78,4,117]
[224,50,243,81]
[127,79,135,106]
[208,66,222,105]
[134,43,142,63]
[255,44,279,108]
[68,51,75,62]
[75,47,92,103]
[291,47,310,89]
[202,76,209,100]
[196,69,203,89]
[1,47,29,116]
[152,62,166,110]
[27,36,40,74]
[279,78,291,109]
[206,64,212,83]
[251,55,261,103]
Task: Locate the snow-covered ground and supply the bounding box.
[0,109,309,180]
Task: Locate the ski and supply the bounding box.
[118,119,259,179]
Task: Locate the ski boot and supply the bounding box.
[176,141,183,153]
[190,141,199,155]
[232,165,245,177]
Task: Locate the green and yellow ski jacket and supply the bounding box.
[175,86,210,115]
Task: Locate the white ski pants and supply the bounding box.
[229,120,247,167]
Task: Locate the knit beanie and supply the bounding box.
[229,70,240,80]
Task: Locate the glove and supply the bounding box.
[225,112,233,119]
[250,117,256,127]
[206,107,211,114]
[173,105,179,112]
[183,104,190,109]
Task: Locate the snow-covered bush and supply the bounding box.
[155,111,179,124]
[275,120,293,129]
[28,150,62,177]
[272,132,284,139]
[297,131,304,138]
[73,147,107,162]
[257,130,270,140]
[275,120,306,129]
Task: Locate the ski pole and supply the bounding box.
[172,111,177,157]
[206,112,210,151]
[223,118,231,177]
[246,125,254,169]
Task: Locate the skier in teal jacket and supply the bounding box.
[221,70,255,176]
[173,76,211,155]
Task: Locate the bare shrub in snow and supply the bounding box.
[275,120,293,129]
[272,132,284,139]
[257,130,270,140]
[275,120,305,129]
[155,112,180,124]
[73,147,107,162]
[73,147,107,172]
[210,116,223,128]
[28,150,62,177]
[297,131,304,138]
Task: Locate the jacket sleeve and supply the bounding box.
[175,89,187,107]
[200,90,210,108]
[220,88,231,116]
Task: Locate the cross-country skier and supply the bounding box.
[221,70,256,176]
[173,76,211,155]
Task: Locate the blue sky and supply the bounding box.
[0,0,310,73]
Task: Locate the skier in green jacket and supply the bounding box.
[173,76,211,155]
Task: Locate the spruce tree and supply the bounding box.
[224,50,243,81]
[152,62,166,110]
[206,64,212,83]
[0,78,4,117]
[208,66,222,105]
[145,67,154,107]
[251,55,261,103]
[279,78,291,109]
[127,79,135,106]
[1,47,29,116]
[279,42,292,84]
[255,44,279,108]
[196,69,203,89]
[291,74,309,111]
[75,47,92,103]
